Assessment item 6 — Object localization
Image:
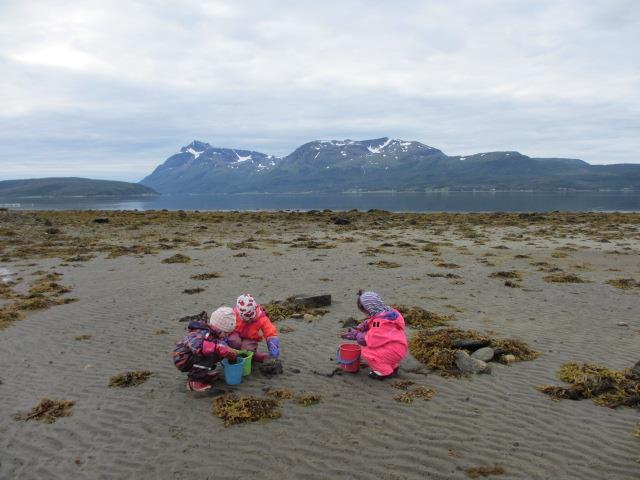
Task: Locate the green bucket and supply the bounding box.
[237,351,254,376]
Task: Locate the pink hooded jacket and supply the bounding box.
[360,309,408,376]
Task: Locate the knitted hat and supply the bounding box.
[209,306,236,333]
[236,293,258,321]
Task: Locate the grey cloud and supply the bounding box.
[0,0,638,181]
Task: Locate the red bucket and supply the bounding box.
[337,343,361,373]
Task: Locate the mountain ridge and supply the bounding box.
[0,178,158,198]
[140,138,640,193]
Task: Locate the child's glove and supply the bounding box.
[341,329,358,341]
[215,343,237,361]
[356,332,367,346]
[355,321,369,332]
[266,336,280,358]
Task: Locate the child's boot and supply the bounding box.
[187,379,213,392]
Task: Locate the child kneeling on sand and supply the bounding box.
[173,306,239,392]
[341,290,408,380]
[228,293,280,362]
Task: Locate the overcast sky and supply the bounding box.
[1,0,639,181]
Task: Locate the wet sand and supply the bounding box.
[0,210,639,479]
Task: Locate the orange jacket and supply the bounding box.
[233,306,277,341]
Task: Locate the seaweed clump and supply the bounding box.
[108,370,153,388]
[212,394,281,426]
[191,272,223,280]
[295,393,322,406]
[263,297,329,322]
[489,271,522,280]
[0,273,76,331]
[538,362,639,409]
[369,260,401,269]
[543,273,585,283]
[178,311,208,323]
[409,328,538,375]
[409,328,489,374]
[465,465,505,478]
[491,339,540,362]
[393,385,436,403]
[162,254,191,264]
[606,278,640,290]
[264,388,294,400]
[183,287,205,295]
[392,304,455,329]
[15,398,75,423]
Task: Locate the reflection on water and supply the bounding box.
[1,192,639,212]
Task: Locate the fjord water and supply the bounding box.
[2,191,639,212]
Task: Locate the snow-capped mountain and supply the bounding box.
[140,138,640,193]
[140,141,278,193]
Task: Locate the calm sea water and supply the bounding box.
[1,192,639,212]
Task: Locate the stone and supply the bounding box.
[93,217,110,224]
[502,354,516,363]
[452,339,491,351]
[471,347,494,362]
[303,313,316,321]
[631,360,640,377]
[455,350,490,374]
[331,216,350,225]
[617,322,629,327]
[399,355,426,374]
[291,294,332,308]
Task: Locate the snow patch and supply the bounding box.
[233,150,252,163]
[186,147,204,159]
[367,138,392,154]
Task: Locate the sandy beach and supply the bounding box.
[0,209,638,479]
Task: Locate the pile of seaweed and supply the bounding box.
[295,393,322,406]
[409,328,539,375]
[178,311,208,323]
[538,362,640,409]
[15,398,75,423]
[392,304,455,329]
[0,272,77,331]
[264,388,323,407]
[213,389,323,426]
[465,465,505,478]
[108,370,153,388]
[263,297,329,322]
[391,380,436,403]
[212,394,281,426]
[162,253,191,264]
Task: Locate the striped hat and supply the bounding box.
[358,291,391,315]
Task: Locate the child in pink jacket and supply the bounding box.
[341,290,408,379]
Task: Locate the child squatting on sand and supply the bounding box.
[172,306,239,392]
[341,290,408,379]
[228,293,280,363]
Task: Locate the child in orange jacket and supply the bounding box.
[227,293,279,363]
